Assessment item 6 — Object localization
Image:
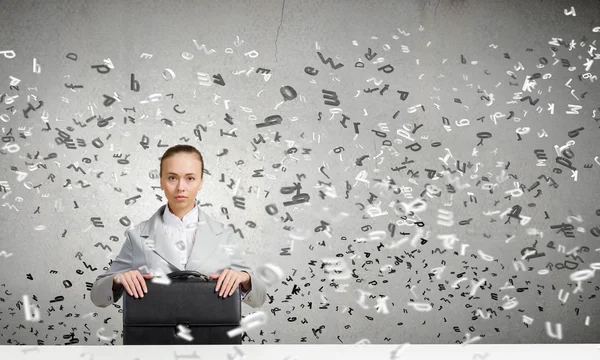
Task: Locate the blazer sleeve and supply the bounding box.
[90,229,135,308]
[224,228,268,308]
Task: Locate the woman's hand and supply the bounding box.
[114,270,153,298]
[210,269,251,298]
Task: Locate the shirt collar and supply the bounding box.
[162,200,199,228]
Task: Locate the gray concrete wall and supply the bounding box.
[0,0,599,344]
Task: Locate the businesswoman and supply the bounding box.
[90,144,267,309]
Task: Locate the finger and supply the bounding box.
[218,270,233,297]
[133,275,144,298]
[124,275,140,298]
[124,274,140,298]
[225,273,241,297]
[220,271,236,297]
[142,274,153,279]
[216,269,232,293]
[121,279,134,297]
[136,272,148,294]
[215,272,224,293]
[228,278,240,296]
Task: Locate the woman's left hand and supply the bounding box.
[210,269,251,298]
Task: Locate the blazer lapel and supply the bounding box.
[140,201,227,273]
[140,204,183,271]
[185,205,226,272]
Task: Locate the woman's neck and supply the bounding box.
[168,202,196,221]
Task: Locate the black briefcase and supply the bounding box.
[123,270,242,345]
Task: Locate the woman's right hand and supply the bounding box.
[114,270,153,298]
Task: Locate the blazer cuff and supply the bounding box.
[240,287,250,299]
[240,270,252,299]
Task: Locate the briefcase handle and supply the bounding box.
[167,270,210,281]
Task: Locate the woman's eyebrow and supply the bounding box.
[167,172,196,175]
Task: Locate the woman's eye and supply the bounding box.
[188,177,194,181]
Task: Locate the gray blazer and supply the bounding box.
[90,203,267,309]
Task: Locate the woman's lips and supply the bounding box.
[176,196,186,200]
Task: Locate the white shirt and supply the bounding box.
[162,202,199,266]
[161,201,250,299]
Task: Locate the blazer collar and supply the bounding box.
[139,199,227,272]
[163,201,199,228]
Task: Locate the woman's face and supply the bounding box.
[160,152,204,209]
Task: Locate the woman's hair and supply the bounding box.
[159,144,204,179]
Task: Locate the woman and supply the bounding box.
[90,144,266,309]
